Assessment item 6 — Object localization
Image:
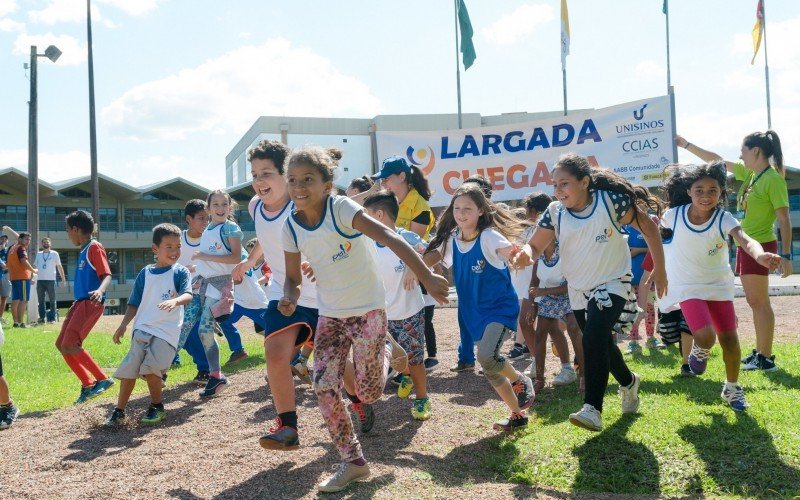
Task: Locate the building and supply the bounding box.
[0,168,226,312]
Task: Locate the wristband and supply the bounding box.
[684,142,692,150]
[780,253,791,259]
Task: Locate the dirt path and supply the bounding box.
[2,297,797,499]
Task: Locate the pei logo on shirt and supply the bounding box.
[595,228,613,243]
[708,242,724,257]
[160,290,176,301]
[331,241,352,263]
[208,242,223,252]
[471,259,486,274]
[394,261,406,273]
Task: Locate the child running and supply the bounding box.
[424,183,536,433]
[104,224,193,426]
[529,239,584,392]
[0,322,20,429]
[514,153,666,432]
[232,140,318,451]
[659,162,780,410]
[280,146,449,493]
[363,190,431,421]
[188,190,243,397]
[57,210,116,404]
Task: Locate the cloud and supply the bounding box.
[0,0,16,17]
[0,149,94,182]
[101,37,383,141]
[634,60,666,80]
[482,3,555,45]
[96,0,160,16]
[0,17,23,31]
[13,32,87,65]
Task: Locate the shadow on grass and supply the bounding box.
[678,412,800,497]
[571,414,660,495]
[63,382,204,463]
[430,370,496,408]
[763,368,800,390]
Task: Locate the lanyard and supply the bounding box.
[739,167,771,213]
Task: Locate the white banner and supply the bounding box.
[376,95,676,207]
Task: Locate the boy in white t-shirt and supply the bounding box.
[363,191,430,421]
[104,224,192,426]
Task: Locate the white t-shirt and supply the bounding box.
[235,266,268,310]
[511,226,535,299]
[283,195,385,318]
[375,228,426,321]
[250,197,317,308]
[441,228,512,270]
[659,205,740,311]
[177,230,201,273]
[129,264,192,348]
[34,250,61,281]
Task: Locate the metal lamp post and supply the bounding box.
[27,44,61,251]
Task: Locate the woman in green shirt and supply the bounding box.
[676,131,792,372]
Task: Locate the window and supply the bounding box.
[143,191,180,201]
[124,249,155,280]
[124,208,183,231]
[0,205,27,230]
[39,207,118,231]
[58,188,92,198]
[234,209,254,231]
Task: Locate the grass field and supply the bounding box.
[1,323,266,412]
[2,313,799,497]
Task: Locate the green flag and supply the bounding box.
[458,0,476,70]
[662,0,667,14]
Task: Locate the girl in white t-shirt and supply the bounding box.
[188,190,243,398]
[279,146,449,493]
[660,162,781,411]
[514,153,667,432]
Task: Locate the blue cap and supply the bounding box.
[371,156,411,180]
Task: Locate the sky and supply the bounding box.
[1,0,799,190]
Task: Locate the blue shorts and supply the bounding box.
[11,280,31,301]
[262,300,318,346]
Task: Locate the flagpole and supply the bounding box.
[562,67,567,116]
[454,0,463,129]
[762,0,772,128]
[664,0,672,92]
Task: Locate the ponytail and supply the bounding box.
[407,166,432,201]
[743,130,784,176]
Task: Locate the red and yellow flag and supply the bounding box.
[751,0,764,64]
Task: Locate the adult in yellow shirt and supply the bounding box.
[370,156,434,240]
[676,131,792,372]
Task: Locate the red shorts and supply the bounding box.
[56,299,105,348]
[680,299,737,333]
[735,240,777,276]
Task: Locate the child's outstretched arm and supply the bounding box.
[730,227,783,275]
[279,251,303,316]
[193,236,243,265]
[622,206,667,298]
[352,211,449,304]
[513,227,555,269]
[232,241,264,281]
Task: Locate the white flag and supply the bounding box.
[561,0,570,69]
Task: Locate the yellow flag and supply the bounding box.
[751,0,764,65]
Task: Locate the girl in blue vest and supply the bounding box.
[514,153,667,432]
[424,183,535,433]
[659,162,780,410]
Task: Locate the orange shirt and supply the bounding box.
[7,244,32,281]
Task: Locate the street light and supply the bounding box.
[27,44,61,251]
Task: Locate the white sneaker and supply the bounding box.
[318,462,371,493]
[523,358,535,377]
[569,404,602,431]
[619,372,640,414]
[552,367,577,386]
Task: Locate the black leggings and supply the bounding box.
[423,304,437,358]
[573,294,633,412]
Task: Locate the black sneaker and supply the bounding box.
[259,417,300,451]
[449,362,475,373]
[193,371,210,386]
[351,402,375,433]
[103,408,126,427]
[199,375,229,398]
[493,412,528,432]
[389,373,404,387]
[743,353,778,372]
[424,358,439,372]
[680,364,696,377]
[0,402,20,430]
[512,374,535,410]
[507,343,528,360]
[741,349,758,365]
